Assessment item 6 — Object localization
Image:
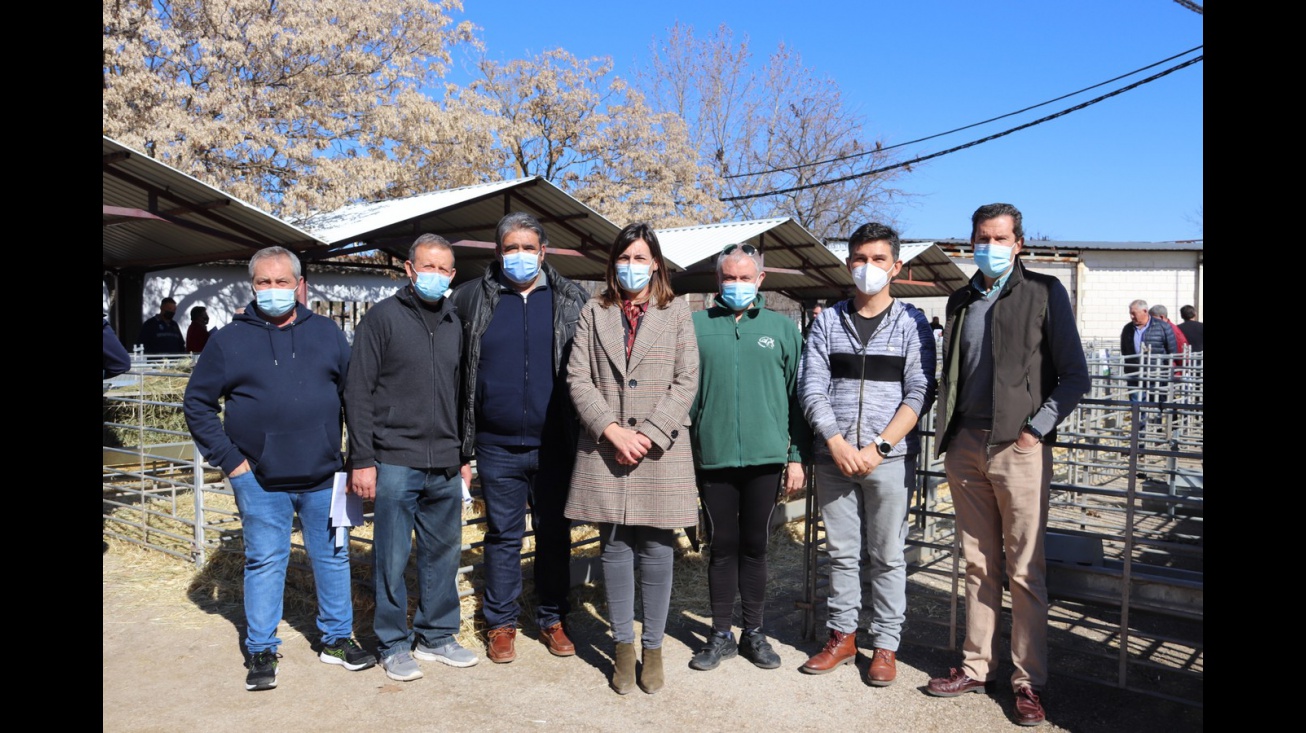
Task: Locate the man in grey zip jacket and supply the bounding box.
[344,234,476,681]
[798,222,935,685]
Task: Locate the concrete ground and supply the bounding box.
[103,543,1202,733]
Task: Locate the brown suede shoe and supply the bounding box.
[926,667,993,697]
[611,642,636,695]
[799,629,856,674]
[539,622,576,657]
[867,648,896,686]
[486,626,517,664]
[1013,685,1047,726]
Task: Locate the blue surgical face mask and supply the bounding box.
[255,288,297,318]
[412,271,452,302]
[720,282,758,311]
[502,251,541,283]
[973,243,1015,279]
[616,263,652,293]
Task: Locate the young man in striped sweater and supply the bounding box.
[798,222,936,687]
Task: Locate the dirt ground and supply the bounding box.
[103,533,1202,733]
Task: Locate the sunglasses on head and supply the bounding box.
[721,243,759,255]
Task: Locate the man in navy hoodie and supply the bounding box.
[344,234,476,682]
[184,246,374,692]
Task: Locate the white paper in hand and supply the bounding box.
[329,472,364,547]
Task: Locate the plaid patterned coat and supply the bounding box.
[564,296,700,529]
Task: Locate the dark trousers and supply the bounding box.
[699,464,784,632]
[476,442,574,629]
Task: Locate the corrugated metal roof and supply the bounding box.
[300,176,622,282]
[659,218,854,300]
[103,136,326,271]
[824,239,970,300]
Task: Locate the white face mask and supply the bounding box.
[852,263,890,295]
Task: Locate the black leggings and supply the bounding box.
[699,464,783,632]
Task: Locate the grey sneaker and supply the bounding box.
[414,638,480,668]
[245,650,280,691]
[380,651,424,681]
[319,637,377,671]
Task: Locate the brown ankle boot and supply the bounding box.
[611,642,636,695]
[638,646,664,694]
[800,629,857,674]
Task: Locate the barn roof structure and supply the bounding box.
[302,176,624,282]
[660,219,969,302]
[103,136,327,273]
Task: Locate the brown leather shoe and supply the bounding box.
[867,648,897,686]
[1013,685,1047,726]
[539,622,576,657]
[926,667,993,697]
[799,629,856,674]
[486,626,517,664]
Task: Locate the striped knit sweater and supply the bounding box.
[798,298,936,460]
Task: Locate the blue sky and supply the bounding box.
[445,0,1203,243]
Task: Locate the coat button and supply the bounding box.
[628,417,637,426]
[628,379,638,388]
[670,429,679,439]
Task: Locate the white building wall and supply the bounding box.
[141,265,405,339]
[1076,251,1199,346]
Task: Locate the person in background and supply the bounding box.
[1120,299,1177,427]
[183,246,373,692]
[798,222,935,687]
[186,305,211,354]
[565,222,699,695]
[449,211,590,664]
[138,297,185,354]
[104,316,132,380]
[926,203,1089,726]
[344,234,476,682]
[1177,305,1203,352]
[687,243,810,673]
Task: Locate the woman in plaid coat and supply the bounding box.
[565,222,699,696]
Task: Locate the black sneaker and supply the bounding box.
[319,637,377,671]
[689,631,738,671]
[740,628,782,669]
[245,650,280,691]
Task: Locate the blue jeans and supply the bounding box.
[815,455,915,651]
[475,443,574,629]
[371,462,464,659]
[229,471,354,654]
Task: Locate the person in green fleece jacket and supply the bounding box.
[687,243,812,673]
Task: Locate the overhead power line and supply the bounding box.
[1173,0,1203,15]
[719,55,1202,204]
[725,45,1202,180]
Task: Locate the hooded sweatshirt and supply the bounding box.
[183,302,351,492]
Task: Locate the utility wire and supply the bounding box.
[1173,0,1203,15]
[724,45,1202,180]
[720,55,1202,203]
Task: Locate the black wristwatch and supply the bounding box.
[1024,422,1044,441]
[872,434,893,457]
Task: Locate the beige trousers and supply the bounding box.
[944,426,1051,690]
